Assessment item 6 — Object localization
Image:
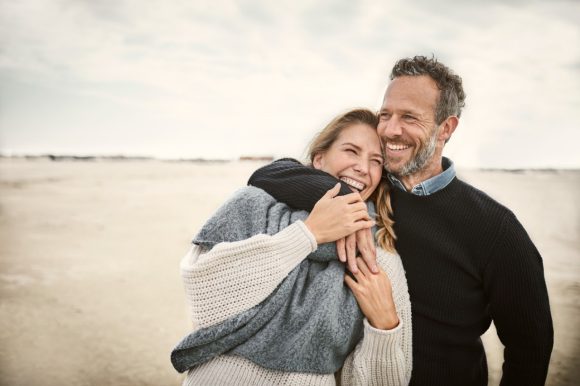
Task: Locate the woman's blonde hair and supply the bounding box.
[306,108,396,253]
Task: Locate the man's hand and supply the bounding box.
[304,184,375,244]
[336,228,378,274]
[344,257,399,330]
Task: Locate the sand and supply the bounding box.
[0,159,578,386]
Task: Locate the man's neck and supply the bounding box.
[398,158,444,192]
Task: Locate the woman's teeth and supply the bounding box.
[340,177,365,191]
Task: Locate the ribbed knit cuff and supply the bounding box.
[292,220,318,252]
[358,318,403,358]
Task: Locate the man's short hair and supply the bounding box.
[390,55,466,124]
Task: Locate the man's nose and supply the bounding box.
[379,115,403,137]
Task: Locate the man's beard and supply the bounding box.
[385,128,438,177]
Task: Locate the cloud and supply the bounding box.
[0,0,579,166]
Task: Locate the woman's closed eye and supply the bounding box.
[344,148,358,155]
[371,158,383,166]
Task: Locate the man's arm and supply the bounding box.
[249,158,379,273]
[484,212,554,386]
[248,158,352,211]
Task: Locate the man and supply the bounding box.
[248,55,553,385]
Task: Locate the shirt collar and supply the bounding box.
[387,157,456,196]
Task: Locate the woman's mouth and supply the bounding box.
[340,176,365,192]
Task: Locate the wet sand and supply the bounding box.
[0,159,578,386]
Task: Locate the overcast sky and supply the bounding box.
[1,0,579,168]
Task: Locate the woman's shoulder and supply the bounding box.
[230,185,275,200]
[218,186,280,210]
[376,248,406,279]
[375,247,401,263]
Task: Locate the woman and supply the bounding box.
[173,109,411,385]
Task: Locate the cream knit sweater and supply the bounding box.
[179,221,412,385]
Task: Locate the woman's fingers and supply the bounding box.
[323,183,342,198]
[351,219,375,233]
[349,255,372,277]
[356,228,378,274]
[346,230,378,275]
[345,200,369,215]
[356,255,372,276]
[340,192,365,204]
[304,185,373,244]
[344,258,399,330]
[344,274,360,292]
[345,233,358,273]
[336,237,346,263]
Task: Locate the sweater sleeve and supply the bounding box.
[339,250,412,386]
[180,221,317,329]
[484,212,553,386]
[248,158,353,211]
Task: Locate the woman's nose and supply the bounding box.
[353,161,369,175]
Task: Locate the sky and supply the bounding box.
[0,0,579,168]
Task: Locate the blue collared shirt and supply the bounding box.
[387,157,456,196]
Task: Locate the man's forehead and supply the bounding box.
[381,75,439,111]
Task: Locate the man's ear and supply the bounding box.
[439,116,459,143]
[312,153,324,169]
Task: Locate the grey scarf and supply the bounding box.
[171,186,375,374]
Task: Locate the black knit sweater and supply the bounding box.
[248,158,553,386]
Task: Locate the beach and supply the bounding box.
[0,159,578,386]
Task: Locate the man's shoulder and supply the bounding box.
[450,177,514,219]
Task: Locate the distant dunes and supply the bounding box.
[0,154,275,163]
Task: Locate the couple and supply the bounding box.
[172,56,554,386]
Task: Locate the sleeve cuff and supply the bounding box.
[293,220,318,252]
[357,318,403,358]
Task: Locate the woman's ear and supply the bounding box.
[312,153,324,170]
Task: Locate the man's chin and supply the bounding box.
[384,162,404,177]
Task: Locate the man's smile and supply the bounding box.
[385,142,411,151]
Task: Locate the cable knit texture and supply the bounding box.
[177,190,412,385]
[173,187,375,374]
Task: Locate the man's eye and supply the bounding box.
[379,113,391,120]
[403,115,416,121]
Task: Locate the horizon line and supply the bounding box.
[1,153,578,172]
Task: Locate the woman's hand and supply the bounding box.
[344,257,399,330]
[336,228,378,274]
[304,183,375,244]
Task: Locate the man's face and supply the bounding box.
[377,75,442,177]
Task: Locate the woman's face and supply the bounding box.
[313,123,384,200]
